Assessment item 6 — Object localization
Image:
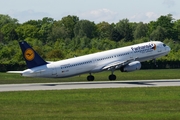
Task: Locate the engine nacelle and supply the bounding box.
[120,61,141,72]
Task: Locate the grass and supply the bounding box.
[1,69,180,84]
[0,87,180,120]
[1,69,180,119]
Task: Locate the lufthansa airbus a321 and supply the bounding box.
[8,41,170,81]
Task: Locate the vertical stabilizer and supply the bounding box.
[19,41,47,68]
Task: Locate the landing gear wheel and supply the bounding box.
[87,75,94,81]
[109,74,116,81]
[153,59,158,68]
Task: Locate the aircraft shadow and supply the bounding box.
[39,80,180,87]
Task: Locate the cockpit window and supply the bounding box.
[163,44,166,47]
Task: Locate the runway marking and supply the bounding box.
[0,79,180,92]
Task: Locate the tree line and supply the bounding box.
[0,13,180,71]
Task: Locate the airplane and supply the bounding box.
[8,41,170,81]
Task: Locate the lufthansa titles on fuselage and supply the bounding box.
[131,43,156,53]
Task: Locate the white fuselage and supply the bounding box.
[22,41,170,78]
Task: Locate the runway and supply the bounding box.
[0,79,180,92]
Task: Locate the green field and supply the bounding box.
[0,87,180,120]
[1,69,180,84]
[1,69,180,119]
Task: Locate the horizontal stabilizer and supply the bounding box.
[7,71,23,74]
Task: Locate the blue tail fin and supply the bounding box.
[19,41,47,69]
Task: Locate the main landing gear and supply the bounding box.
[87,74,94,81]
[108,70,116,81]
[87,71,117,81]
[109,74,116,81]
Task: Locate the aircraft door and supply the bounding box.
[92,58,97,67]
[51,64,57,77]
[130,51,134,59]
[157,45,162,53]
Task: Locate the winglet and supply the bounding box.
[19,41,47,69]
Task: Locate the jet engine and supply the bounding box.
[120,61,141,72]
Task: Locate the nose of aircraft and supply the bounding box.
[167,46,171,52]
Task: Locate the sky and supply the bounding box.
[0,0,180,23]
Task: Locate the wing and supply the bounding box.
[102,59,136,71]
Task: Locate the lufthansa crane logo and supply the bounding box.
[152,44,156,50]
[24,48,35,61]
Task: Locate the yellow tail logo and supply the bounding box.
[24,48,35,61]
